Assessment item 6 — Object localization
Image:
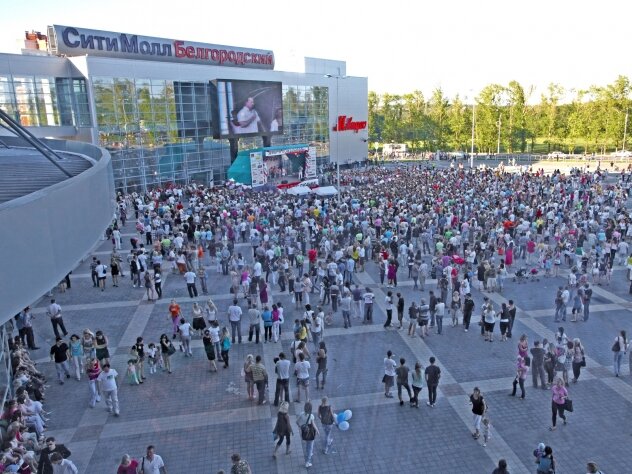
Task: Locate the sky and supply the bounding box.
[0,0,629,101]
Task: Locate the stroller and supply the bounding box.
[513,267,528,283]
[529,267,540,282]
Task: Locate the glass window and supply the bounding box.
[13,77,38,126]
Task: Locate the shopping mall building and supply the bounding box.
[0,25,368,192]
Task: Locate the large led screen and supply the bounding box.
[211,79,283,139]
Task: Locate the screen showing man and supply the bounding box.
[212,80,283,139]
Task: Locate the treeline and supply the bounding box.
[369,76,631,154]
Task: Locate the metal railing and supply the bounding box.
[0,108,73,178]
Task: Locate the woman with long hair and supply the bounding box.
[159,334,173,374]
[243,354,255,401]
[571,338,585,383]
[613,329,627,377]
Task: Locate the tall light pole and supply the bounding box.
[325,69,345,203]
[623,109,629,152]
[470,100,476,169]
[497,113,502,155]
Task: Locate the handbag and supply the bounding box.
[167,343,176,356]
[524,355,531,367]
[612,340,621,352]
[300,415,316,441]
[580,356,586,367]
[563,398,574,412]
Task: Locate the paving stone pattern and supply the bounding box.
[28,221,632,473]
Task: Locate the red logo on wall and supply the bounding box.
[333,115,367,133]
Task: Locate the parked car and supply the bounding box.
[611,150,632,158]
[547,151,567,159]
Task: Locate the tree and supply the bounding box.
[475,84,505,153]
[447,95,469,151]
[506,81,528,152]
[380,93,405,144]
[368,91,382,146]
[427,88,450,151]
[538,83,565,152]
[402,91,426,151]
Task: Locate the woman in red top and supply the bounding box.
[87,358,102,408]
[168,299,181,339]
[117,454,139,474]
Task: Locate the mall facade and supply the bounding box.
[0,25,368,192]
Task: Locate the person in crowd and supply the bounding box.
[272,401,293,458]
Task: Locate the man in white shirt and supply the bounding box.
[46,299,68,338]
[435,301,446,335]
[228,299,243,343]
[139,445,167,474]
[363,288,375,324]
[294,352,311,403]
[184,270,198,298]
[97,364,119,416]
[274,352,291,406]
[310,310,323,351]
[178,318,193,356]
[383,350,397,398]
[95,260,107,291]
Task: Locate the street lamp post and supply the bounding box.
[325,69,345,203]
[470,101,476,169]
[497,113,502,155]
[623,109,629,152]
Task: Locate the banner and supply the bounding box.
[249,151,266,187]
[305,146,317,179]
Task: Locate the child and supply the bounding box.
[126,360,140,385]
[533,442,545,463]
[482,417,492,447]
[147,343,158,374]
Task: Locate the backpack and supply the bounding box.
[290,341,299,363]
[537,456,554,474]
[300,415,316,440]
[319,405,334,425]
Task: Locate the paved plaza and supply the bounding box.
[28,217,632,473]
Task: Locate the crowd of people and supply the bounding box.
[12,161,632,472]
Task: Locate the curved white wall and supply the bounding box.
[0,140,115,320]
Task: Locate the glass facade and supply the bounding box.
[0,75,90,127]
[0,71,331,193]
[92,78,330,192]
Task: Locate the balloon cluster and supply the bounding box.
[335,409,353,431]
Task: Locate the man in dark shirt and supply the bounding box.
[428,291,437,327]
[424,356,441,407]
[395,358,411,406]
[463,293,475,331]
[530,340,547,389]
[49,337,70,384]
[507,299,517,338]
[37,437,71,474]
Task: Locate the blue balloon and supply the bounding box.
[338,421,350,431]
[343,409,352,421]
[336,412,346,424]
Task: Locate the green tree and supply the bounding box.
[427,88,450,151]
[475,84,505,153]
[447,95,469,151]
[381,93,405,143]
[506,81,529,152]
[368,91,382,146]
[402,90,426,151]
[538,83,564,152]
